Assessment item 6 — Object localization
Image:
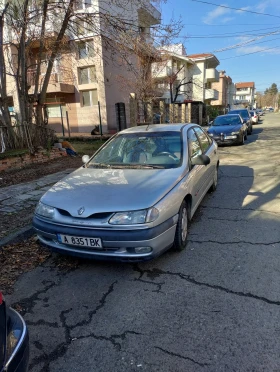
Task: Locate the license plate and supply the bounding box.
[58,234,102,249]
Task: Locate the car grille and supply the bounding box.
[57,209,112,219]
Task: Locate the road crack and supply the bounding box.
[155,346,210,367]
[134,266,280,306]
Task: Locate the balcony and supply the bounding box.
[205,89,219,101]
[27,70,75,94]
[138,2,161,26]
[205,68,219,83]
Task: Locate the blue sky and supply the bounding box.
[160,0,280,93]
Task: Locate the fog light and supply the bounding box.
[134,247,152,254]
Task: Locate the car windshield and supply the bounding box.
[230,110,248,119]
[212,116,241,126]
[87,131,183,169]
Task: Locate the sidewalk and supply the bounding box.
[0,168,76,246]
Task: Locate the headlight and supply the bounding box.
[231,131,240,135]
[109,207,159,225]
[35,201,55,219]
[208,133,213,136]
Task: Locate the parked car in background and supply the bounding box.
[249,110,259,124]
[0,292,29,372]
[229,108,253,134]
[33,124,219,262]
[207,114,247,146]
[256,109,264,116]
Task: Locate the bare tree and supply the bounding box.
[0,0,179,150]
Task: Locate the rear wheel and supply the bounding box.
[173,200,189,251]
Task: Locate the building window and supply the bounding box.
[76,19,89,36]
[81,90,98,106]
[77,41,94,59]
[76,0,92,10]
[78,66,96,84]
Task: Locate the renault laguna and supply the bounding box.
[33,124,219,262]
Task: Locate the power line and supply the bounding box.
[214,36,280,53]
[191,0,280,19]
[220,45,280,60]
[186,26,280,38]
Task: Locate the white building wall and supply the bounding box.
[189,61,205,101]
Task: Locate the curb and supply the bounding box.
[0,225,35,248]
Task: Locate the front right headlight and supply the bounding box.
[109,207,159,225]
[35,201,55,219]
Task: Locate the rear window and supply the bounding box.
[229,110,249,119]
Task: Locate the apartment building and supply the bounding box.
[188,53,220,104]
[210,70,235,110]
[234,82,255,108]
[151,44,194,103]
[3,0,161,134]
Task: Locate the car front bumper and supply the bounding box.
[211,134,241,145]
[33,215,178,262]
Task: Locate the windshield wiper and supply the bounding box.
[87,163,112,168]
[112,164,165,169]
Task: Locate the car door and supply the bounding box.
[194,126,215,187]
[187,128,208,215]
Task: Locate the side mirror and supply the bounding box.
[191,154,210,166]
[82,155,90,164]
[208,121,213,126]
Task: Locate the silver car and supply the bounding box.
[33,124,219,262]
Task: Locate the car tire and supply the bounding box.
[209,165,218,192]
[248,125,253,135]
[173,200,189,251]
[244,131,248,140]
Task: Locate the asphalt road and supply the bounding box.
[9,113,280,372]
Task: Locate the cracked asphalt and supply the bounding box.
[7,113,280,371]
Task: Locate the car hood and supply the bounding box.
[208,124,241,135]
[40,166,185,217]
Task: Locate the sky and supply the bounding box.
[160,0,280,93]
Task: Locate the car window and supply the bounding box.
[187,128,202,159]
[230,110,249,119]
[88,131,183,169]
[194,127,211,153]
[213,115,241,126]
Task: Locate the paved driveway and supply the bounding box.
[8,113,280,372]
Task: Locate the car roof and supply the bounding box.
[120,123,197,134]
[216,114,240,117]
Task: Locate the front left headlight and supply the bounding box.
[231,131,240,135]
[109,207,159,225]
[35,201,55,219]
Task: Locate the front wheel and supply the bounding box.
[173,200,189,251]
[239,133,245,145]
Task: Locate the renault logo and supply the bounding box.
[78,207,85,215]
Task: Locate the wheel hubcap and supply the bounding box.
[181,208,188,241]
